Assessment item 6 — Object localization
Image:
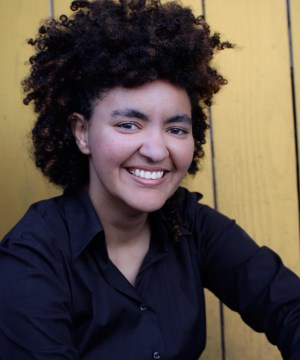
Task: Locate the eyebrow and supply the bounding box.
[166,114,192,126]
[111,108,192,125]
[111,109,148,121]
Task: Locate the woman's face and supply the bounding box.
[74,80,194,214]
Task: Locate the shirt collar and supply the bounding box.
[62,188,104,261]
[61,187,194,261]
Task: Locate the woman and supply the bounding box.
[0,0,300,359]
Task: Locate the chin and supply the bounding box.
[129,197,169,213]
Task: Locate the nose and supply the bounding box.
[138,131,169,162]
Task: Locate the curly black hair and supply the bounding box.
[23,0,232,190]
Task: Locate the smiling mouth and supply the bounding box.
[128,169,165,180]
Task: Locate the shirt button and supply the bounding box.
[139,303,148,311]
[153,352,161,359]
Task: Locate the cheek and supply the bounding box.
[169,139,194,172]
[178,140,195,168]
[90,134,137,165]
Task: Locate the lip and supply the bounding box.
[126,166,171,172]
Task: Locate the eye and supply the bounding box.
[168,127,189,136]
[116,122,139,130]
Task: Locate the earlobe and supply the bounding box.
[70,113,91,155]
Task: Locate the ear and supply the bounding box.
[70,113,91,155]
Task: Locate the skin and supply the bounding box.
[72,80,194,284]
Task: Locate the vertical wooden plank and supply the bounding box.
[290,0,300,171]
[205,0,300,359]
[0,0,59,239]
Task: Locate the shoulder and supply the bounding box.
[1,194,70,261]
[175,187,259,261]
[175,186,233,233]
[1,188,102,264]
[11,195,66,233]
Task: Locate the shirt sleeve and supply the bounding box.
[196,204,300,360]
[0,208,79,359]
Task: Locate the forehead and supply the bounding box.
[92,80,191,116]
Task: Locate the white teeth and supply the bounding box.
[129,169,164,179]
[145,171,151,179]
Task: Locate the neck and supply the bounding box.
[87,187,149,246]
[86,185,152,286]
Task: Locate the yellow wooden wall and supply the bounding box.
[0,0,299,359]
[200,1,300,358]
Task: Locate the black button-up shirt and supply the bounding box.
[1,187,300,359]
